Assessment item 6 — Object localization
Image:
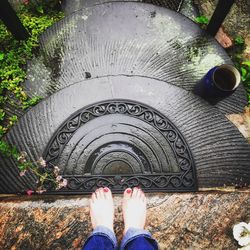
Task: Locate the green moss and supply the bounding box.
[0,2,64,192]
[0,3,64,138]
[194,15,209,25]
[229,37,250,106]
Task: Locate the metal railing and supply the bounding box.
[0,0,29,40]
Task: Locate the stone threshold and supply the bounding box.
[0,190,249,249]
[0,187,249,199]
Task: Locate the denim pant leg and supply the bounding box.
[83,226,117,250]
[120,228,158,250]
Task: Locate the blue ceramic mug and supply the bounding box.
[196,64,241,97]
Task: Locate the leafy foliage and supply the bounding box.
[235,35,245,46]
[0,139,68,193]
[194,15,210,31]
[240,61,250,104]
[0,3,64,137]
[229,36,250,105]
[194,15,209,25]
[0,1,65,193]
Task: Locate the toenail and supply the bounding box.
[104,187,109,192]
[126,188,132,193]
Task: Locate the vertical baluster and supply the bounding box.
[0,0,29,40]
[207,0,235,37]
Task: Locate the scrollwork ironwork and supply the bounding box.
[44,100,197,193]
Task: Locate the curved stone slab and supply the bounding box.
[1,76,249,193]
[23,2,247,115]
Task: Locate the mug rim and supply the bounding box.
[212,64,241,92]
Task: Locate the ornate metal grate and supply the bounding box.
[44,100,197,193]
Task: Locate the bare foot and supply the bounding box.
[215,27,233,48]
[122,187,147,234]
[89,187,114,232]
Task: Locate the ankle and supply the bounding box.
[123,226,129,235]
[123,225,145,235]
[95,224,114,232]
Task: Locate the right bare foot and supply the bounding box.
[122,187,147,234]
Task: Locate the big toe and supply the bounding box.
[123,188,132,199]
[103,187,113,199]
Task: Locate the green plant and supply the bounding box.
[0,140,67,194]
[22,96,42,109]
[194,15,209,25]
[240,61,250,104]
[0,3,63,135]
[24,0,62,15]
[229,36,250,106]
[235,35,245,46]
[194,15,209,31]
[0,2,65,193]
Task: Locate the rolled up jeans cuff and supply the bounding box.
[91,226,117,248]
[120,227,158,249]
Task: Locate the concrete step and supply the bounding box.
[2,1,249,195]
[22,2,247,114]
[2,75,250,194]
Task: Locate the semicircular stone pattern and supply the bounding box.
[1,2,250,194]
[1,76,250,193]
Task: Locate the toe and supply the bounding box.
[138,189,144,199]
[140,189,145,198]
[124,188,132,199]
[91,192,97,202]
[103,187,112,199]
[89,198,92,207]
[99,187,105,199]
[141,191,146,204]
[95,189,100,199]
[132,187,139,198]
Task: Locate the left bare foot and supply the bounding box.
[89,187,114,232]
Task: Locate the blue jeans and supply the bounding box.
[83,226,158,250]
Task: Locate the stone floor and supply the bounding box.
[227,107,250,142]
[1,1,250,195]
[0,190,249,249]
[0,1,249,249]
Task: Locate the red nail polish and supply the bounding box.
[104,187,109,192]
[126,189,132,194]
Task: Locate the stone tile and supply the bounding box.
[0,191,249,249]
